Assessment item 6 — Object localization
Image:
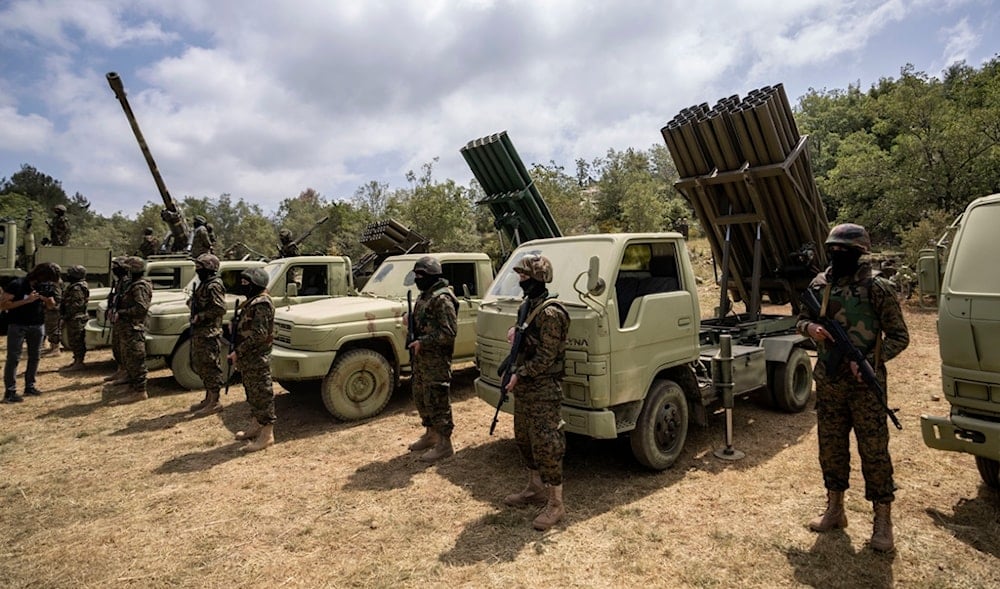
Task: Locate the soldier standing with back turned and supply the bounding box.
[137,227,160,258]
[59,265,90,372]
[187,254,227,417]
[502,255,570,531]
[229,267,276,452]
[406,256,459,462]
[104,257,131,384]
[40,263,63,356]
[797,223,909,552]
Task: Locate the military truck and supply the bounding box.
[146,255,353,389]
[473,85,829,469]
[269,252,494,420]
[84,257,198,349]
[919,193,1000,488]
[1,218,113,293]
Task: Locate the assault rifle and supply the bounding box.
[491,299,531,435]
[101,277,122,340]
[800,288,903,430]
[406,290,416,363]
[224,299,243,395]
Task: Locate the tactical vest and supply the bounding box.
[817,277,883,369]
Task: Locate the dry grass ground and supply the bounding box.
[2,261,998,588]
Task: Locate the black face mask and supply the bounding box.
[113,267,128,278]
[830,249,862,279]
[414,275,437,292]
[196,269,215,282]
[519,277,546,299]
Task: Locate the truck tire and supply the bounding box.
[975,457,1000,489]
[770,348,813,413]
[630,379,689,470]
[321,349,394,421]
[171,335,234,390]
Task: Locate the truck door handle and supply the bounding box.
[678,316,691,326]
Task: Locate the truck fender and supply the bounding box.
[760,334,809,363]
[328,332,401,373]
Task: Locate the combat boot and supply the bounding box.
[43,341,61,356]
[60,359,86,372]
[532,485,565,531]
[504,469,548,507]
[241,423,274,452]
[235,420,262,441]
[191,390,222,418]
[108,386,148,405]
[408,428,439,452]
[809,490,848,532]
[419,435,453,462]
[103,368,126,383]
[870,502,895,552]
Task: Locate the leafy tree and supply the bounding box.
[386,159,479,252]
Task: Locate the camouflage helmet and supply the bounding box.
[241,267,269,288]
[413,256,442,276]
[194,253,220,272]
[279,228,292,241]
[46,262,62,275]
[67,265,87,281]
[125,256,146,273]
[53,204,67,214]
[111,256,126,270]
[825,223,871,254]
[513,254,553,283]
[193,215,207,226]
[143,226,154,236]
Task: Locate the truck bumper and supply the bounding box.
[474,378,619,439]
[921,413,1000,460]
[145,333,179,358]
[270,346,337,381]
[84,319,111,349]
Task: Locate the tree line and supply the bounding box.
[2,58,998,267]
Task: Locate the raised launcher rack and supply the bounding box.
[461,131,561,256]
[662,84,830,319]
[352,219,430,290]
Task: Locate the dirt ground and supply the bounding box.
[1,295,998,588]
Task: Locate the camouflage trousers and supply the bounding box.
[64,317,87,362]
[121,327,147,389]
[411,351,454,437]
[44,309,61,346]
[111,321,127,366]
[513,378,565,486]
[815,374,895,503]
[241,354,275,425]
[191,329,223,392]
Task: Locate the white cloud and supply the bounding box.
[939,18,981,67]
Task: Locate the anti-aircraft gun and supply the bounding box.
[106,72,191,253]
[278,215,330,257]
[461,131,561,260]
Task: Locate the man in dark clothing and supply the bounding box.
[2,264,59,402]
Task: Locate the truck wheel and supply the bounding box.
[321,349,394,421]
[171,336,233,390]
[770,348,813,413]
[975,457,1000,489]
[630,380,689,470]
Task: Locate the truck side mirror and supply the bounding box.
[916,248,940,298]
[286,282,299,297]
[587,256,605,295]
[461,283,471,300]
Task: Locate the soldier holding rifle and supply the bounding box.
[797,223,909,552]
[187,254,227,417]
[229,267,276,452]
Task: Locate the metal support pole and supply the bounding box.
[713,334,745,460]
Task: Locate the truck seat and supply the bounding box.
[616,271,649,326]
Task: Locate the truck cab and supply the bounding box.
[145,255,353,389]
[270,252,494,421]
[475,234,811,470]
[920,193,1000,488]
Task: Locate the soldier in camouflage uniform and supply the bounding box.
[59,265,90,372]
[103,257,131,384]
[502,254,570,531]
[277,229,301,258]
[189,215,213,259]
[136,227,160,258]
[106,257,153,405]
[48,204,70,245]
[797,223,909,552]
[229,267,276,452]
[406,256,460,462]
[187,254,227,417]
[40,263,63,356]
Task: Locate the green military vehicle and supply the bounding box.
[919,193,1000,488]
[269,252,494,420]
[1,218,113,294]
[146,255,353,389]
[473,85,829,469]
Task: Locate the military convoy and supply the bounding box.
[919,193,1000,488]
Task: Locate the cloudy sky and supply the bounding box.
[1,0,997,217]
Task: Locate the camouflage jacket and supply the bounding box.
[278,242,301,258]
[137,236,160,258]
[116,278,153,329]
[235,293,274,360]
[412,279,459,353]
[189,275,226,334]
[515,293,569,380]
[190,226,213,258]
[797,261,909,380]
[60,280,90,320]
[50,216,70,245]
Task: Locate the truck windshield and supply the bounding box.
[485,239,616,303]
[361,260,418,298]
[948,201,1000,294]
